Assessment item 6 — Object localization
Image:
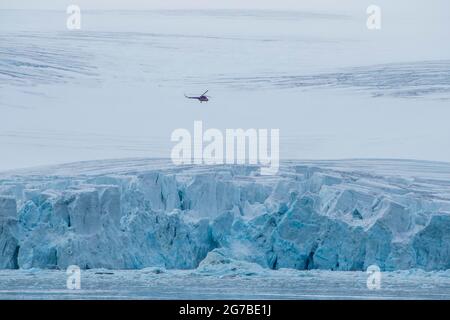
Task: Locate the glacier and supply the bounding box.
[0,158,449,272]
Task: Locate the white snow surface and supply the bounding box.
[1,158,449,272]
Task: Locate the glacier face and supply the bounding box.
[0,159,449,271]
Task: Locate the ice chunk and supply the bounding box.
[0,196,17,219]
[0,196,19,269]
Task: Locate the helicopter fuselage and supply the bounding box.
[185,90,210,102]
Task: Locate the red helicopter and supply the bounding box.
[185,90,210,103]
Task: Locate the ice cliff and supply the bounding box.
[0,159,449,271]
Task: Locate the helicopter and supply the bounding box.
[185,90,210,103]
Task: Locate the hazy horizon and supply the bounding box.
[1,0,448,13]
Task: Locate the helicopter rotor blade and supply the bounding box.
[202,90,209,96]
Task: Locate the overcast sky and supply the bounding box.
[2,0,449,25]
[2,0,349,10]
[0,0,446,12]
